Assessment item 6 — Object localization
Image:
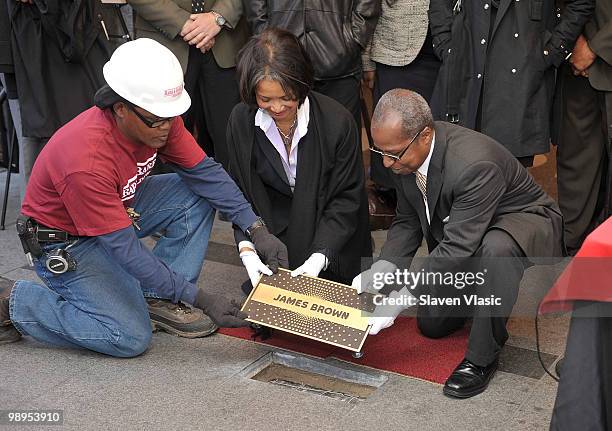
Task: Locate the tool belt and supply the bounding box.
[16,216,79,274]
[16,215,78,260]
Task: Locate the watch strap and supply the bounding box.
[245,218,266,240]
[211,10,227,27]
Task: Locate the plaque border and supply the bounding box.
[241,269,371,352]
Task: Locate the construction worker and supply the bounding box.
[0,38,288,356]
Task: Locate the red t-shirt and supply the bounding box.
[22,107,205,236]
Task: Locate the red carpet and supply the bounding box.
[219,317,469,384]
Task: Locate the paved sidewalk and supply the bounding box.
[0,169,567,431]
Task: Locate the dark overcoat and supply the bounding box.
[7,0,117,138]
[429,0,595,157]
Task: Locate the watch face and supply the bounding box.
[215,15,226,26]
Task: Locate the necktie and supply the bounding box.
[415,170,427,202]
[192,0,204,13]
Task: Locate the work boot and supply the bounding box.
[0,279,22,344]
[147,298,217,338]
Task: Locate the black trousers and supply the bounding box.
[184,47,240,169]
[550,302,612,431]
[314,75,362,131]
[416,229,527,366]
[370,54,441,189]
[555,63,609,254]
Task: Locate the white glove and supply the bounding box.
[240,249,273,287]
[290,253,328,278]
[351,259,398,294]
[368,316,396,335]
[367,288,414,335]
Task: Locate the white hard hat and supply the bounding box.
[102,38,191,118]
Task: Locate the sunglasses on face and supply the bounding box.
[369,128,424,162]
[126,103,173,128]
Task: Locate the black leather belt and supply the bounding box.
[34,221,79,243]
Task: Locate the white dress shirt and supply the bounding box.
[254,97,310,192]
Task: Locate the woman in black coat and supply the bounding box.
[227,28,372,289]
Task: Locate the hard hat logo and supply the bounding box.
[102,38,191,118]
[164,85,184,99]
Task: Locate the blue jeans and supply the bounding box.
[10,174,215,357]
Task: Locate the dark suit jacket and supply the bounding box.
[130,0,249,72]
[585,0,612,92]
[380,121,564,269]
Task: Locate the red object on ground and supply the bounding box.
[539,217,612,314]
[219,317,469,384]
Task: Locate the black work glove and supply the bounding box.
[193,289,250,328]
[250,226,289,272]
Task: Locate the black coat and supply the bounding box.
[8,0,116,138]
[227,91,372,283]
[243,0,381,80]
[0,0,12,73]
[429,0,595,157]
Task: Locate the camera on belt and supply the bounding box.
[16,216,77,275]
[45,249,77,274]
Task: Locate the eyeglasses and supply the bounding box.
[369,128,424,162]
[126,103,173,128]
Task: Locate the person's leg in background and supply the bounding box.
[550,302,612,431]
[183,47,206,157]
[0,73,47,202]
[182,48,239,222]
[197,51,240,170]
[132,173,219,337]
[313,74,362,131]
[555,63,608,255]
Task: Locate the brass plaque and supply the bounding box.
[241,269,376,352]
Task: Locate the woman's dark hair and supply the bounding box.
[236,27,314,106]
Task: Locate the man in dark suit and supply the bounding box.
[554,0,612,255]
[352,89,564,398]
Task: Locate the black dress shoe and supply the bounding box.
[443,358,498,399]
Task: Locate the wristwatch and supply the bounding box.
[245,218,266,240]
[211,11,227,28]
